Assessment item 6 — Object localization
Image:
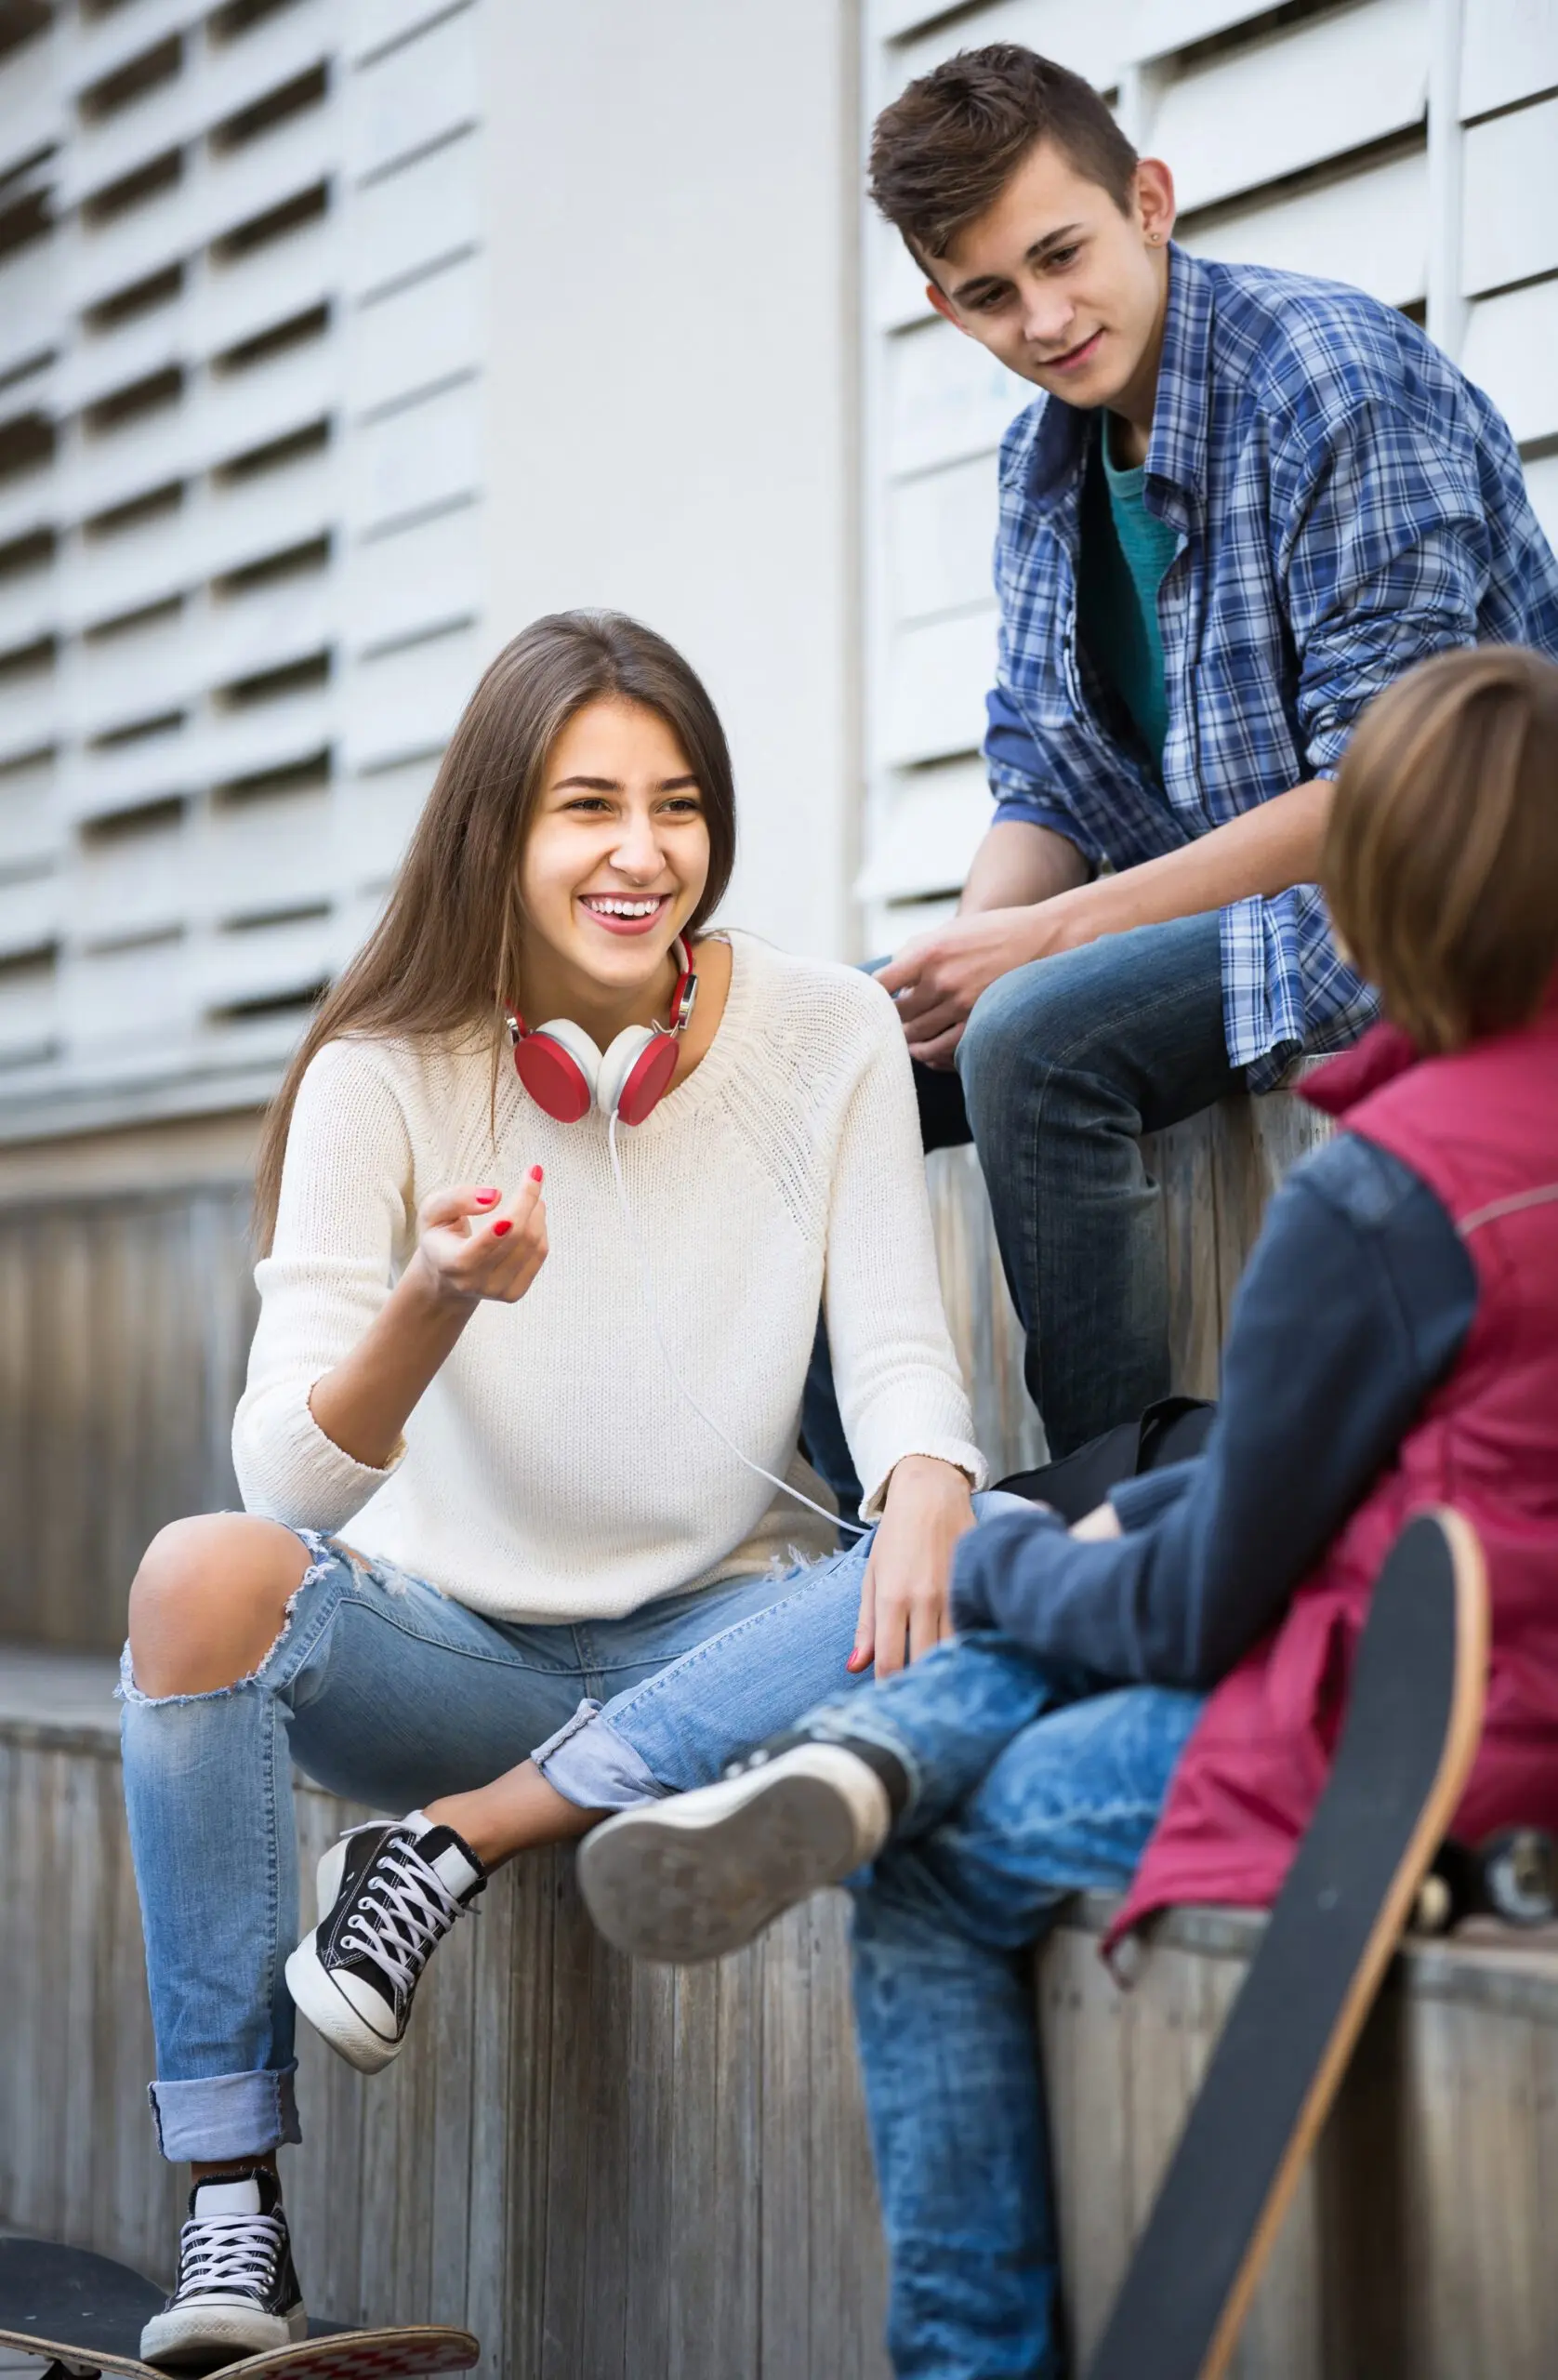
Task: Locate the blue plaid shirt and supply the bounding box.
[985,245,1558,1088]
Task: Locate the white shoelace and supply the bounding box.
[340,1832,463,2004]
[178,2211,284,2300]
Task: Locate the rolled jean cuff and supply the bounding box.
[533,1696,669,1811]
[149,2065,301,2162]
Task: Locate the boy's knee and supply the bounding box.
[127,1514,310,1698]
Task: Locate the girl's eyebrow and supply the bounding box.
[550,774,700,792]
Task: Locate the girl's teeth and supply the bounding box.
[589,899,659,917]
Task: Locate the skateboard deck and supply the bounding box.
[1085,1507,1489,2380]
[0,2238,479,2379]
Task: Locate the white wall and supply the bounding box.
[479,0,860,961]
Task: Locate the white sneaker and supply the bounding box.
[139,2168,307,2367]
[285,1814,484,2074]
[578,1740,893,1964]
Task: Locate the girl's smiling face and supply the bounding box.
[518,696,711,1018]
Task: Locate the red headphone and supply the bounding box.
[506,937,699,1127]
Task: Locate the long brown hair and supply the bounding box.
[254,610,737,1250]
[1323,644,1558,1055]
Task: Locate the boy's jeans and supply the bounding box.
[803,912,1241,1499]
[120,1501,1022,2164]
[803,1633,1206,2380]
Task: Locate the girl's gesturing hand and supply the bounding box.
[414,1169,549,1308]
[850,1454,975,1679]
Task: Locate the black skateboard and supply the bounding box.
[0,2238,479,2379]
[1085,1506,1489,2380]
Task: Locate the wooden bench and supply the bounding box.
[5,1648,1557,2379]
[10,1082,1553,2380]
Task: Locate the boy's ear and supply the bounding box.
[926,281,969,336]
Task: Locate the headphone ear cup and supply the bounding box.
[596,1025,658,1121]
[515,1016,601,1123]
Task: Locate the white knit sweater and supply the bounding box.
[233,931,986,1622]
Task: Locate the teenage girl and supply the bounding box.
[120,611,992,2366]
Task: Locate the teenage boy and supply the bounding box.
[806,44,1558,1488]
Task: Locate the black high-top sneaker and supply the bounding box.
[578,1729,908,1964]
[139,2166,305,2367]
[285,1813,485,2074]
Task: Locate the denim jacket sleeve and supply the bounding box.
[949,1133,1477,1686]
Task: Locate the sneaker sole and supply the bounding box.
[284,1929,403,2075]
[284,1842,403,2075]
[577,1767,865,1964]
[140,2297,308,2365]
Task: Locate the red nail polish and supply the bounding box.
[475,1189,498,1206]
[491,1219,512,1237]
[529,1164,544,1183]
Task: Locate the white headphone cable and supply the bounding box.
[606,1111,868,1540]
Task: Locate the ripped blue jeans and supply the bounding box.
[121,1507,1018,2163]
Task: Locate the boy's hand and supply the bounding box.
[414,1170,549,1308]
[851,1455,975,1678]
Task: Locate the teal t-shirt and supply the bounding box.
[1076,417,1179,771]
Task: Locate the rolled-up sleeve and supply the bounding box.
[1277,398,1487,777]
[231,1040,415,1533]
[984,687,1100,858]
[825,984,988,1518]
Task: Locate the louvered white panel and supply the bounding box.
[884,609,997,766]
[0,674,59,768]
[1462,276,1558,442]
[202,0,331,127]
[0,873,61,958]
[350,135,481,300]
[346,505,479,655]
[195,912,334,1009]
[345,8,479,181]
[1123,0,1282,55]
[69,0,193,86]
[1179,147,1429,311]
[344,625,481,774]
[0,967,58,1062]
[888,0,1128,98]
[206,573,335,688]
[1157,0,1429,216]
[0,763,56,872]
[64,942,190,1054]
[76,612,191,735]
[0,7,62,154]
[1525,451,1558,547]
[1460,0,1558,119]
[890,455,1001,624]
[349,380,481,533]
[0,241,56,385]
[887,318,1033,476]
[201,219,337,361]
[78,820,187,945]
[202,452,337,586]
[347,256,483,418]
[204,787,335,919]
[857,757,992,901]
[345,0,460,62]
[1461,98,1558,297]
[341,755,439,886]
[0,564,56,658]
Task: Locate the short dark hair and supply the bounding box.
[869,44,1140,271]
[1323,646,1558,1054]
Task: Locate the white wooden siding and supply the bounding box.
[0,0,490,1117]
[861,0,1558,950]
